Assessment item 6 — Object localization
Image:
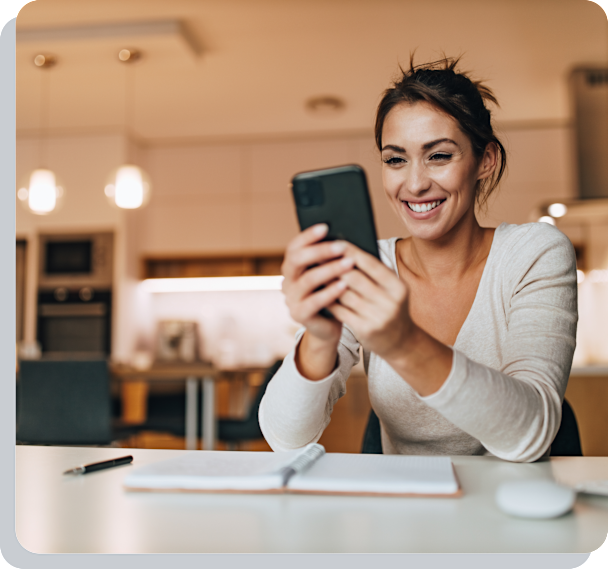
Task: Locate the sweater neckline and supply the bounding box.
[387,223,506,347]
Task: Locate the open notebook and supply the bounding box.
[124,444,461,497]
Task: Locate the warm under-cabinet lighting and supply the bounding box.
[589,270,608,284]
[142,275,284,293]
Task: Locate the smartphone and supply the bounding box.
[291,164,380,318]
[290,164,380,259]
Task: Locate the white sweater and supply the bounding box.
[259,222,578,462]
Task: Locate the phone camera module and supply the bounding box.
[295,179,324,207]
[296,185,312,206]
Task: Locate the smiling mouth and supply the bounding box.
[405,199,446,213]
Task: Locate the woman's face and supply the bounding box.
[381,101,494,242]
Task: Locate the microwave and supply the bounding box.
[38,232,114,290]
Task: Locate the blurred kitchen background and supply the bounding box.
[14,0,608,454]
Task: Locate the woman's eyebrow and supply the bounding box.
[382,138,460,153]
[381,144,405,153]
[422,138,459,150]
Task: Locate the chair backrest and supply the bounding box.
[17,359,112,445]
[361,408,382,454]
[245,359,283,423]
[550,399,583,456]
[360,399,583,456]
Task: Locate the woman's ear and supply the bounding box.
[477,142,498,181]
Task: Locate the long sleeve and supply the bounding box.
[260,224,578,462]
[418,223,578,462]
[259,325,360,451]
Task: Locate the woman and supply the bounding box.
[259,57,577,462]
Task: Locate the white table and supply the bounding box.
[15,446,608,554]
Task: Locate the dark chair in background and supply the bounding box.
[550,399,583,456]
[218,359,282,446]
[17,359,114,445]
[361,408,382,455]
[361,399,583,456]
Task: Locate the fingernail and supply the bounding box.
[340,257,354,266]
[313,223,328,235]
[330,241,347,253]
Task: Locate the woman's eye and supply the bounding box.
[429,153,452,161]
[383,156,405,165]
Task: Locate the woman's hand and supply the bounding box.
[328,242,416,362]
[329,242,452,396]
[281,225,356,378]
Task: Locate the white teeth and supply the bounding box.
[407,200,442,213]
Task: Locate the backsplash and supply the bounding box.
[573,275,608,366]
[133,287,299,368]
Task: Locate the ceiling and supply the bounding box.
[15,0,608,144]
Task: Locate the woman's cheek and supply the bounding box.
[382,170,403,198]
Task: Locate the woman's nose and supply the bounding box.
[406,161,431,195]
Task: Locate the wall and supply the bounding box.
[139,123,576,255]
[142,290,297,367]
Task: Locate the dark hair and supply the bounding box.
[375,55,506,208]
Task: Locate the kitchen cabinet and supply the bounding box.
[565,368,608,456]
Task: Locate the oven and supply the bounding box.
[37,289,112,356]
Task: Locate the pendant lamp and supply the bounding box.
[105,48,152,210]
[17,54,65,215]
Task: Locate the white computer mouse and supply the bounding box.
[495,479,576,519]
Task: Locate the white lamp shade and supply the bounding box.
[17,168,64,215]
[105,164,151,209]
[547,203,568,218]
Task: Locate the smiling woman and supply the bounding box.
[258,57,578,463]
[380,102,496,243]
[376,56,506,210]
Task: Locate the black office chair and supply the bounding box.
[17,359,114,445]
[361,408,382,454]
[550,399,583,456]
[361,399,583,456]
[218,359,283,445]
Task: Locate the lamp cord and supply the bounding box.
[38,68,50,168]
[124,62,135,140]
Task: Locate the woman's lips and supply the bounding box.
[402,199,446,219]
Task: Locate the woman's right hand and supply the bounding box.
[282,224,355,347]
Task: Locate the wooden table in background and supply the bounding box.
[111,362,221,451]
[111,363,267,451]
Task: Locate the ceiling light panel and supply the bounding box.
[16,19,201,66]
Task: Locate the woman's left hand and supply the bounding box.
[327,242,416,362]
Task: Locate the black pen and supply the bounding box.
[63,455,133,475]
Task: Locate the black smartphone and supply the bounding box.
[291,164,380,318]
[290,164,380,259]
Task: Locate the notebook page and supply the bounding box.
[286,454,458,495]
[124,449,310,491]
